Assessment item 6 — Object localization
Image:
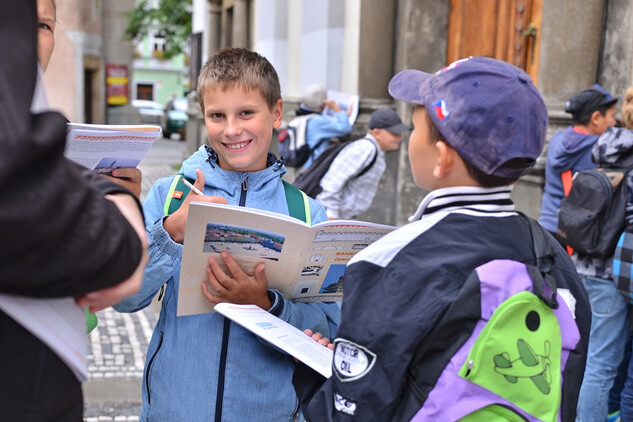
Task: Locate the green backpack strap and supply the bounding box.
[163,175,310,224]
[283,180,311,225]
[163,174,196,216]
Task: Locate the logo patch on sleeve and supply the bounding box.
[333,339,376,382]
[333,393,357,416]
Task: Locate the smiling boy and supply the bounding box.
[115,48,339,422]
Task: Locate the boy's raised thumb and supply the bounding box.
[194,169,206,191]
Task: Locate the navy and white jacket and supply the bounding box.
[294,186,591,422]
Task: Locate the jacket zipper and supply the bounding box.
[215,318,231,422]
[146,331,164,405]
[239,177,248,206]
[215,176,248,421]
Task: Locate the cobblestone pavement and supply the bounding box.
[83,307,156,421]
[83,137,185,421]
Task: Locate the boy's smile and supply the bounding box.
[201,85,283,172]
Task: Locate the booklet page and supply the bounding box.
[215,303,333,378]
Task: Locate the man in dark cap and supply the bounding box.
[316,108,410,219]
[0,1,148,420]
[539,83,618,243]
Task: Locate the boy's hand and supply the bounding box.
[164,169,227,244]
[101,167,143,198]
[303,328,334,350]
[201,251,272,310]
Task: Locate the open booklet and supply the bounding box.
[65,123,162,173]
[323,89,360,127]
[0,294,87,381]
[178,202,395,316]
[214,303,333,378]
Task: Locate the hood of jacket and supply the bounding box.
[591,127,633,166]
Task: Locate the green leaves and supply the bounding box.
[124,0,192,60]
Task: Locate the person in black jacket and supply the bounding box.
[293,57,590,421]
[0,2,148,420]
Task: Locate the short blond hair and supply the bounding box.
[622,86,633,129]
[197,48,281,111]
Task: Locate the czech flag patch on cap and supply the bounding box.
[433,99,450,120]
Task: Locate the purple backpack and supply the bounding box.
[393,220,580,422]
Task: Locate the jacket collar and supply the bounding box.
[409,185,515,222]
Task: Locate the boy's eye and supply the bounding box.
[209,113,224,119]
[241,110,254,117]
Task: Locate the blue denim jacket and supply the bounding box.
[115,146,339,421]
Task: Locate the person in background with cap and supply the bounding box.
[296,83,353,169]
[292,57,590,421]
[575,86,633,422]
[315,108,409,220]
[539,84,618,244]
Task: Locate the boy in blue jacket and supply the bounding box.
[115,47,339,422]
[293,57,591,421]
[539,84,617,242]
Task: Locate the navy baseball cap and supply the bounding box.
[368,108,410,133]
[565,84,618,119]
[388,56,548,178]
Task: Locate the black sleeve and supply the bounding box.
[0,2,143,298]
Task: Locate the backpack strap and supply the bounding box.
[524,216,559,309]
[560,170,575,255]
[561,169,573,196]
[163,174,196,216]
[355,138,379,178]
[283,180,311,225]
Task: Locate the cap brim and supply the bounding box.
[385,123,412,134]
[388,69,432,104]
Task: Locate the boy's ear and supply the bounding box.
[590,109,603,126]
[433,140,454,179]
[272,99,284,129]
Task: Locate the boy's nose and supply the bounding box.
[225,118,243,137]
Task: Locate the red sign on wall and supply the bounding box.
[106,64,129,105]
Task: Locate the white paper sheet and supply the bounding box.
[0,294,87,381]
[214,303,333,378]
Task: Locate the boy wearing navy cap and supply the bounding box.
[539,84,618,243]
[292,57,590,421]
[316,108,409,220]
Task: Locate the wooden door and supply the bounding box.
[447,0,542,84]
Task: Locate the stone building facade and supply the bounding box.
[189,0,633,226]
[44,0,139,124]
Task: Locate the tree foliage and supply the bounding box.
[125,0,192,60]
